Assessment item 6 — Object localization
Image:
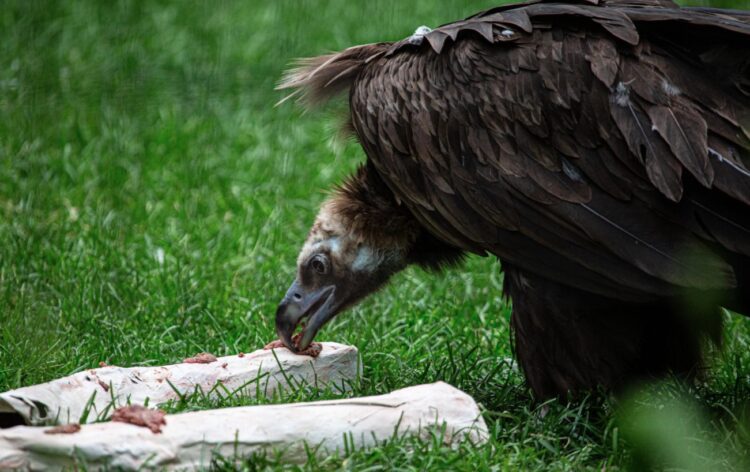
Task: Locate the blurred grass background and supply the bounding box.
[1,0,749,469]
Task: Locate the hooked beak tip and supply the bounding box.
[275,282,337,352]
[275,301,299,352]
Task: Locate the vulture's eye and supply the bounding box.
[310,255,329,275]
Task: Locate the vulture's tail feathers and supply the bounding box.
[277,43,388,107]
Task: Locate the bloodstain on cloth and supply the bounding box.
[182,352,218,364]
[45,424,81,435]
[112,405,167,434]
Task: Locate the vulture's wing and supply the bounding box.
[348,1,750,301]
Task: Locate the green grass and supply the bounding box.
[1,0,750,470]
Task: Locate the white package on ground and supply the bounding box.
[0,381,487,470]
[0,343,357,425]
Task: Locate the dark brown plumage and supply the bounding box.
[275,0,750,399]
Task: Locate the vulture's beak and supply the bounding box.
[275,279,337,351]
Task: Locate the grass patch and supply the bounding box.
[1,0,750,469]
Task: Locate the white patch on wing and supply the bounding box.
[661,80,681,97]
[614,82,631,107]
[407,25,432,45]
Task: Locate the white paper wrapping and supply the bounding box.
[0,382,488,470]
[0,343,358,426]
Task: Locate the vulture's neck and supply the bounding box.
[324,162,420,252]
[323,162,466,271]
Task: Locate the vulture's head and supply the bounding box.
[275,164,464,352]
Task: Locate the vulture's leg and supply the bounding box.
[503,264,722,399]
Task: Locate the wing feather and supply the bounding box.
[647,103,713,187]
[281,0,750,300]
[350,5,749,298]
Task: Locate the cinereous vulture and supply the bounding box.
[274,0,750,398]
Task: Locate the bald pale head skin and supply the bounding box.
[275,197,413,351]
[298,200,408,275]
